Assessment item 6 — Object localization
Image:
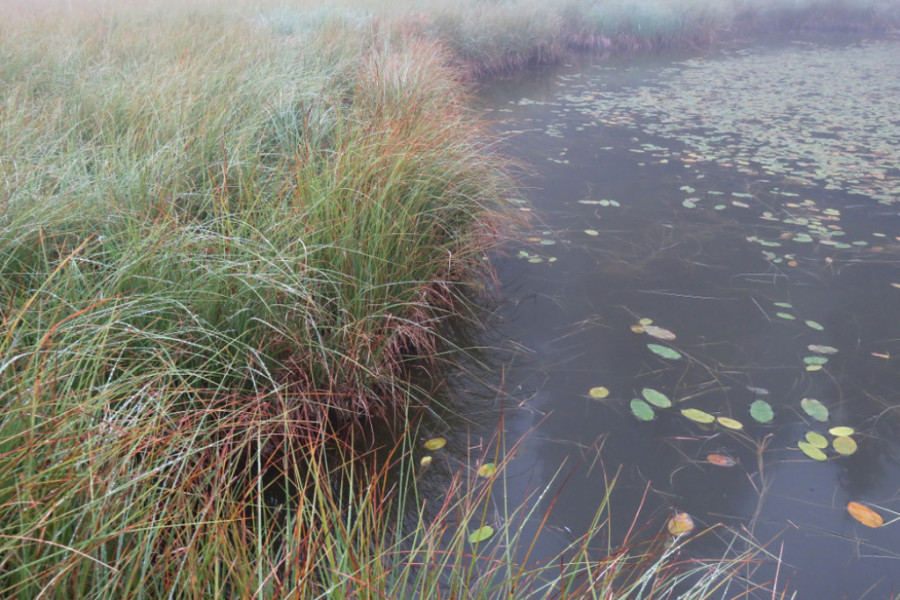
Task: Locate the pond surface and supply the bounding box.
[429,36,900,598]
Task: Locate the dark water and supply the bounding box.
[427,36,900,598]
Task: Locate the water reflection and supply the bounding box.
[453,35,900,597]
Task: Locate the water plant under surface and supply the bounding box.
[2,0,898,597]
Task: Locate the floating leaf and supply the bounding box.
[468,525,494,543]
[643,325,677,340]
[681,408,715,424]
[797,441,828,461]
[630,399,655,421]
[420,456,433,467]
[639,318,654,326]
[647,344,682,360]
[477,463,496,477]
[425,438,447,451]
[801,398,829,422]
[774,302,793,309]
[805,431,828,449]
[828,426,855,437]
[630,325,645,333]
[717,416,744,430]
[589,386,610,399]
[667,512,695,536]
[833,436,858,455]
[584,229,599,236]
[749,399,774,423]
[808,344,839,354]
[707,454,737,467]
[847,502,884,528]
[642,388,672,408]
[803,356,828,366]
[776,312,796,320]
[805,320,825,331]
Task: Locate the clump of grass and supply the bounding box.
[0,4,513,596]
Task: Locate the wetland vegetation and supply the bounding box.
[1,0,898,597]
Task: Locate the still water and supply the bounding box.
[432,36,900,598]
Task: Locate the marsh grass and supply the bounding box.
[0,0,891,596]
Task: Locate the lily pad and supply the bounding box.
[681,408,715,424]
[847,502,884,528]
[833,436,858,455]
[425,437,447,450]
[477,463,497,477]
[805,431,828,449]
[468,525,494,543]
[803,356,828,366]
[749,399,774,423]
[667,512,695,536]
[643,325,676,340]
[630,399,655,421]
[797,440,828,461]
[647,343,682,360]
[805,320,825,331]
[828,426,855,437]
[589,386,610,399]
[776,312,796,320]
[801,398,829,422]
[641,387,672,408]
[808,344,839,354]
[706,454,737,467]
[717,416,744,430]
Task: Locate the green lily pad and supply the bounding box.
[477,463,496,477]
[828,426,855,437]
[805,320,825,331]
[805,431,828,449]
[681,408,715,424]
[425,438,447,450]
[798,441,828,461]
[749,399,774,423]
[647,344,682,360]
[804,356,829,366]
[777,312,796,320]
[717,416,744,430]
[641,387,672,408]
[630,399,655,421]
[468,525,494,543]
[801,398,829,422]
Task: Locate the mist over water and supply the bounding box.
[454,34,900,597]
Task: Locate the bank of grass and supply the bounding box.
[1,0,889,596]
